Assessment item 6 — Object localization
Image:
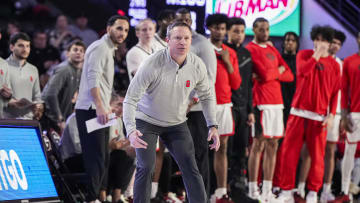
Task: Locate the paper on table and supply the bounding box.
[86,113,117,133]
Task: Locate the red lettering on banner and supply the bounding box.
[228,3,232,15]
[234,1,244,16]
[217,0,291,17]
[278,0,288,7]
[246,0,260,15]
[216,1,221,13]
[262,0,274,11]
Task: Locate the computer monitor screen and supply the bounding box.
[0,120,59,202]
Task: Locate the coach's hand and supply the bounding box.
[129,130,148,149]
[96,105,110,125]
[208,127,220,151]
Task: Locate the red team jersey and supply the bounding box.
[342,54,360,113]
[214,44,242,104]
[246,42,294,106]
[291,50,341,115]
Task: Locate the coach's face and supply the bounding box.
[107,19,129,46]
[167,26,192,57]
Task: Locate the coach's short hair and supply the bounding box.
[107,15,129,27]
[166,22,191,38]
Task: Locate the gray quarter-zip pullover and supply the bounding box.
[123,48,218,136]
[75,34,116,111]
[4,55,42,119]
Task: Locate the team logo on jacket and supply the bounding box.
[266,53,275,60]
[186,80,190,87]
[0,69,3,75]
[30,76,33,82]
[316,62,324,70]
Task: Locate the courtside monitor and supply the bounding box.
[0,119,59,202]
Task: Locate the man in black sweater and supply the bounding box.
[281,31,299,124]
[224,17,254,192]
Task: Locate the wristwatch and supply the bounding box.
[208,125,219,129]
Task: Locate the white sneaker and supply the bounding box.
[319,191,335,203]
[306,191,317,203]
[261,192,284,203]
[273,187,281,194]
[248,190,261,200]
[166,192,183,203]
[299,188,305,199]
[277,191,294,203]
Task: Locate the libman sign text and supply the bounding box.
[206,0,300,36]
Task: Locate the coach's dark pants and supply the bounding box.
[186,111,210,197]
[75,109,110,201]
[134,119,207,203]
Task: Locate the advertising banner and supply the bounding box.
[206,0,301,36]
[0,127,58,201]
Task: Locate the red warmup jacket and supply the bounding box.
[214,44,241,104]
[291,50,340,115]
[246,42,294,106]
[342,54,360,113]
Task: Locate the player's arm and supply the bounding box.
[228,51,241,90]
[248,47,279,82]
[276,49,294,82]
[297,50,318,77]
